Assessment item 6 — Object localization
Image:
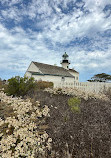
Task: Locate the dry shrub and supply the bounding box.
[0,91,52,157]
[0,102,14,119]
[28,90,111,158]
[0,80,3,90]
[0,81,2,88]
[36,81,53,90]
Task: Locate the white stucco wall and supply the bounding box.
[25,62,111,93]
[31,74,74,88]
[25,62,75,88]
[68,70,79,81]
[25,62,42,74]
[61,63,69,70]
[25,62,43,78]
[25,71,32,77]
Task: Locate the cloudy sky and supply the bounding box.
[0,0,111,81]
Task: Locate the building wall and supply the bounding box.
[25,62,42,74]
[25,63,111,93]
[61,63,69,70]
[25,71,32,77]
[31,74,74,88]
[68,70,79,81]
[25,62,75,88]
[25,71,74,88]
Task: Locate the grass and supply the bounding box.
[68,97,81,112]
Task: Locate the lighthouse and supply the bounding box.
[61,52,70,70]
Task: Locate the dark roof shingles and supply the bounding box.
[33,62,74,77]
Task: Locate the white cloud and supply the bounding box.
[0,0,111,80]
[83,0,111,11]
[69,48,111,74]
[1,7,22,22]
[0,0,22,6]
[41,8,111,45]
[0,24,60,74]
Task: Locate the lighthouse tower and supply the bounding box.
[61,52,70,70]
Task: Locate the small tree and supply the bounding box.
[87,73,111,82]
[5,76,36,96]
[4,76,54,96]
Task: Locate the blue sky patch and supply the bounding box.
[0,0,111,81]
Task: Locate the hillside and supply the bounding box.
[26,88,111,158]
[0,88,111,158]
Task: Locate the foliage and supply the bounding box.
[4,76,54,96]
[36,81,53,90]
[0,79,4,90]
[4,76,36,96]
[88,73,111,82]
[68,97,81,112]
[0,80,2,89]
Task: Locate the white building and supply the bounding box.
[25,52,79,88]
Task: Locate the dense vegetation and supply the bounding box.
[27,89,111,158]
[3,76,53,96]
[0,77,111,158]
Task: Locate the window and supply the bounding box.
[76,77,78,80]
[61,76,65,81]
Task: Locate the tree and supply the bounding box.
[87,73,111,82]
[4,76,54,96]
[5,76,36,96]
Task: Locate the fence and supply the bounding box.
[55,81,111,93]
[73,81,111,93]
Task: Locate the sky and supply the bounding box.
[0,0,111,81]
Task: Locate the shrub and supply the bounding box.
[4,76,36,96]
[36,81,53,90]
[0,80,7,90]
[0,91,51,157]
[68,97,81,112]
[4,77,54,96]
[0,80,2,89]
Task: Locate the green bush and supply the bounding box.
[4,76,54,96]
[0,79,6,90]
[4,76,36,96]
[68,97,81,112]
